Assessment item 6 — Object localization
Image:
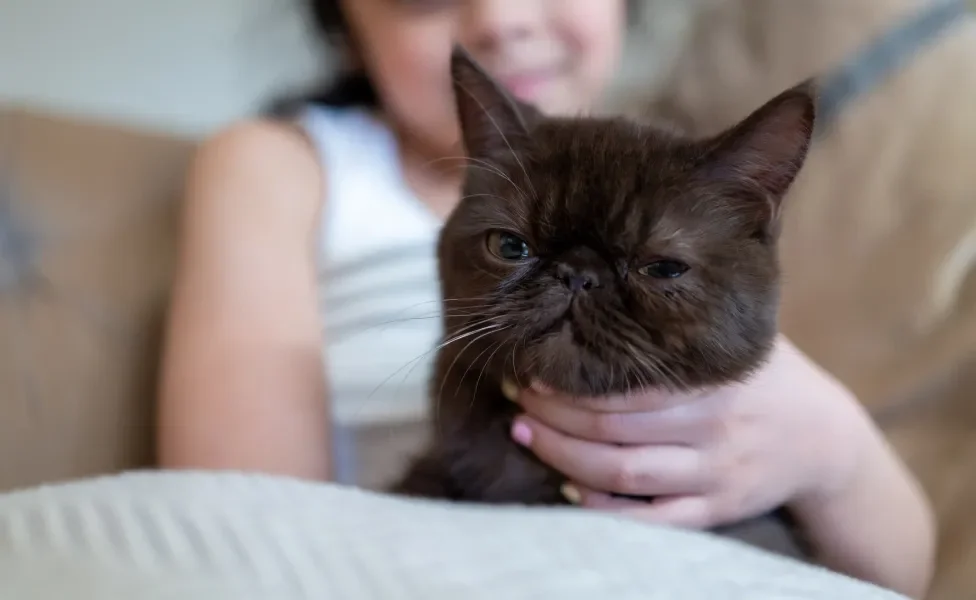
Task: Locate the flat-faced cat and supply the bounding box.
[389,47,816,556]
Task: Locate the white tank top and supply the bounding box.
[300,105,444,428]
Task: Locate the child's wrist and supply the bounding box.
[790,400,884,517]
[794,385,877,508]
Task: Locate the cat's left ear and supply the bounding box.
[450,45,544,161]
[700,80,817,241]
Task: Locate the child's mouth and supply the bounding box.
[499,66,560,101]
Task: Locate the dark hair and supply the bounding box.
[268,0,378,116]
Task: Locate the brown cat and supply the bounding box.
[390,47,815,555]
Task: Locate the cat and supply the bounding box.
[389,46,816,556]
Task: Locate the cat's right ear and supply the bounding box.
[450,45,543,161]
[698,80,817,242]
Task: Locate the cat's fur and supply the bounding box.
[389,47,815,556]
[610,1,976,597]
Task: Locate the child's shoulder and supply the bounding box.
[186,117,325,224]
[193,118,322,190]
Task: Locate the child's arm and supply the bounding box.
[157,120,334,481]
[789,414,936,599]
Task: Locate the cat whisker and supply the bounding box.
[633,361,655,393]
[472,337,509,405]
[626,334,687,391]
[464,165,531,204]
[346,296,497,325]
[472,263,503,282]
[420,161,521,197]
[638,347,686,392]
[331,308,498,344]
[366,323,504,401]
[434,319,507,388]
[634,348,673,390]
[395,323,504,404]
[441,308,502,319]
[632,371,650,396]
[452,331,511,416]
[419,155,512,185]
[448,315,509,340]
[459,192,513,204]
[421,149,517,184]
[418,155,469,172]
[435,323,508,353]
[509,328,529,391]
[452,79,538,200]
[441,295,497,303]
[435,326,506,421]
[605,310,686,392]
[441,303,494,310]
[463,157,510,179]
[614,335,664,392]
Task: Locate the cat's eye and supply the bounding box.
[638,259,690,279]
[487,231,533,261]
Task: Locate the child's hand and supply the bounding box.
[507,335,869,529]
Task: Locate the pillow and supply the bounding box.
[0,472,906,599]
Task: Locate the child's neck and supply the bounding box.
[388,123,466,222]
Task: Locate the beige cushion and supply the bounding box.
[0,108,192,491]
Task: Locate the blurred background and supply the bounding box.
[1,0,325,136]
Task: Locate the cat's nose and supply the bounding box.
[556,263,601,292]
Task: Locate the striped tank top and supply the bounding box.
[300,105,444,430]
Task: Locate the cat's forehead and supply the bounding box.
[526,122,702,203]
[516,121,706,244]
[531,119,687,174]
[529,120,667,170]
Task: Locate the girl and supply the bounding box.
[156,1,934,597]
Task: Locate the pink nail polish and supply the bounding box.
[511,420,533,446]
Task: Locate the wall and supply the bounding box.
[0,0,328,137]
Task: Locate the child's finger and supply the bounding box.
[511,415,708,497]
[563,483,716,530]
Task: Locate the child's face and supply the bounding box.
[341,0,626,154]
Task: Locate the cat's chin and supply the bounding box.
[520,320,631,398]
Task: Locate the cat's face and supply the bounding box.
[439,48,816,397]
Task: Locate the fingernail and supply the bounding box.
[511,419,533,446]
[501,377,520,402]
[561,483,582,505]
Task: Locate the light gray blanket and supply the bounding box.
[0,472,905,599]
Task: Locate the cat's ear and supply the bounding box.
[699,80,817,241]
[450,45,543,160]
